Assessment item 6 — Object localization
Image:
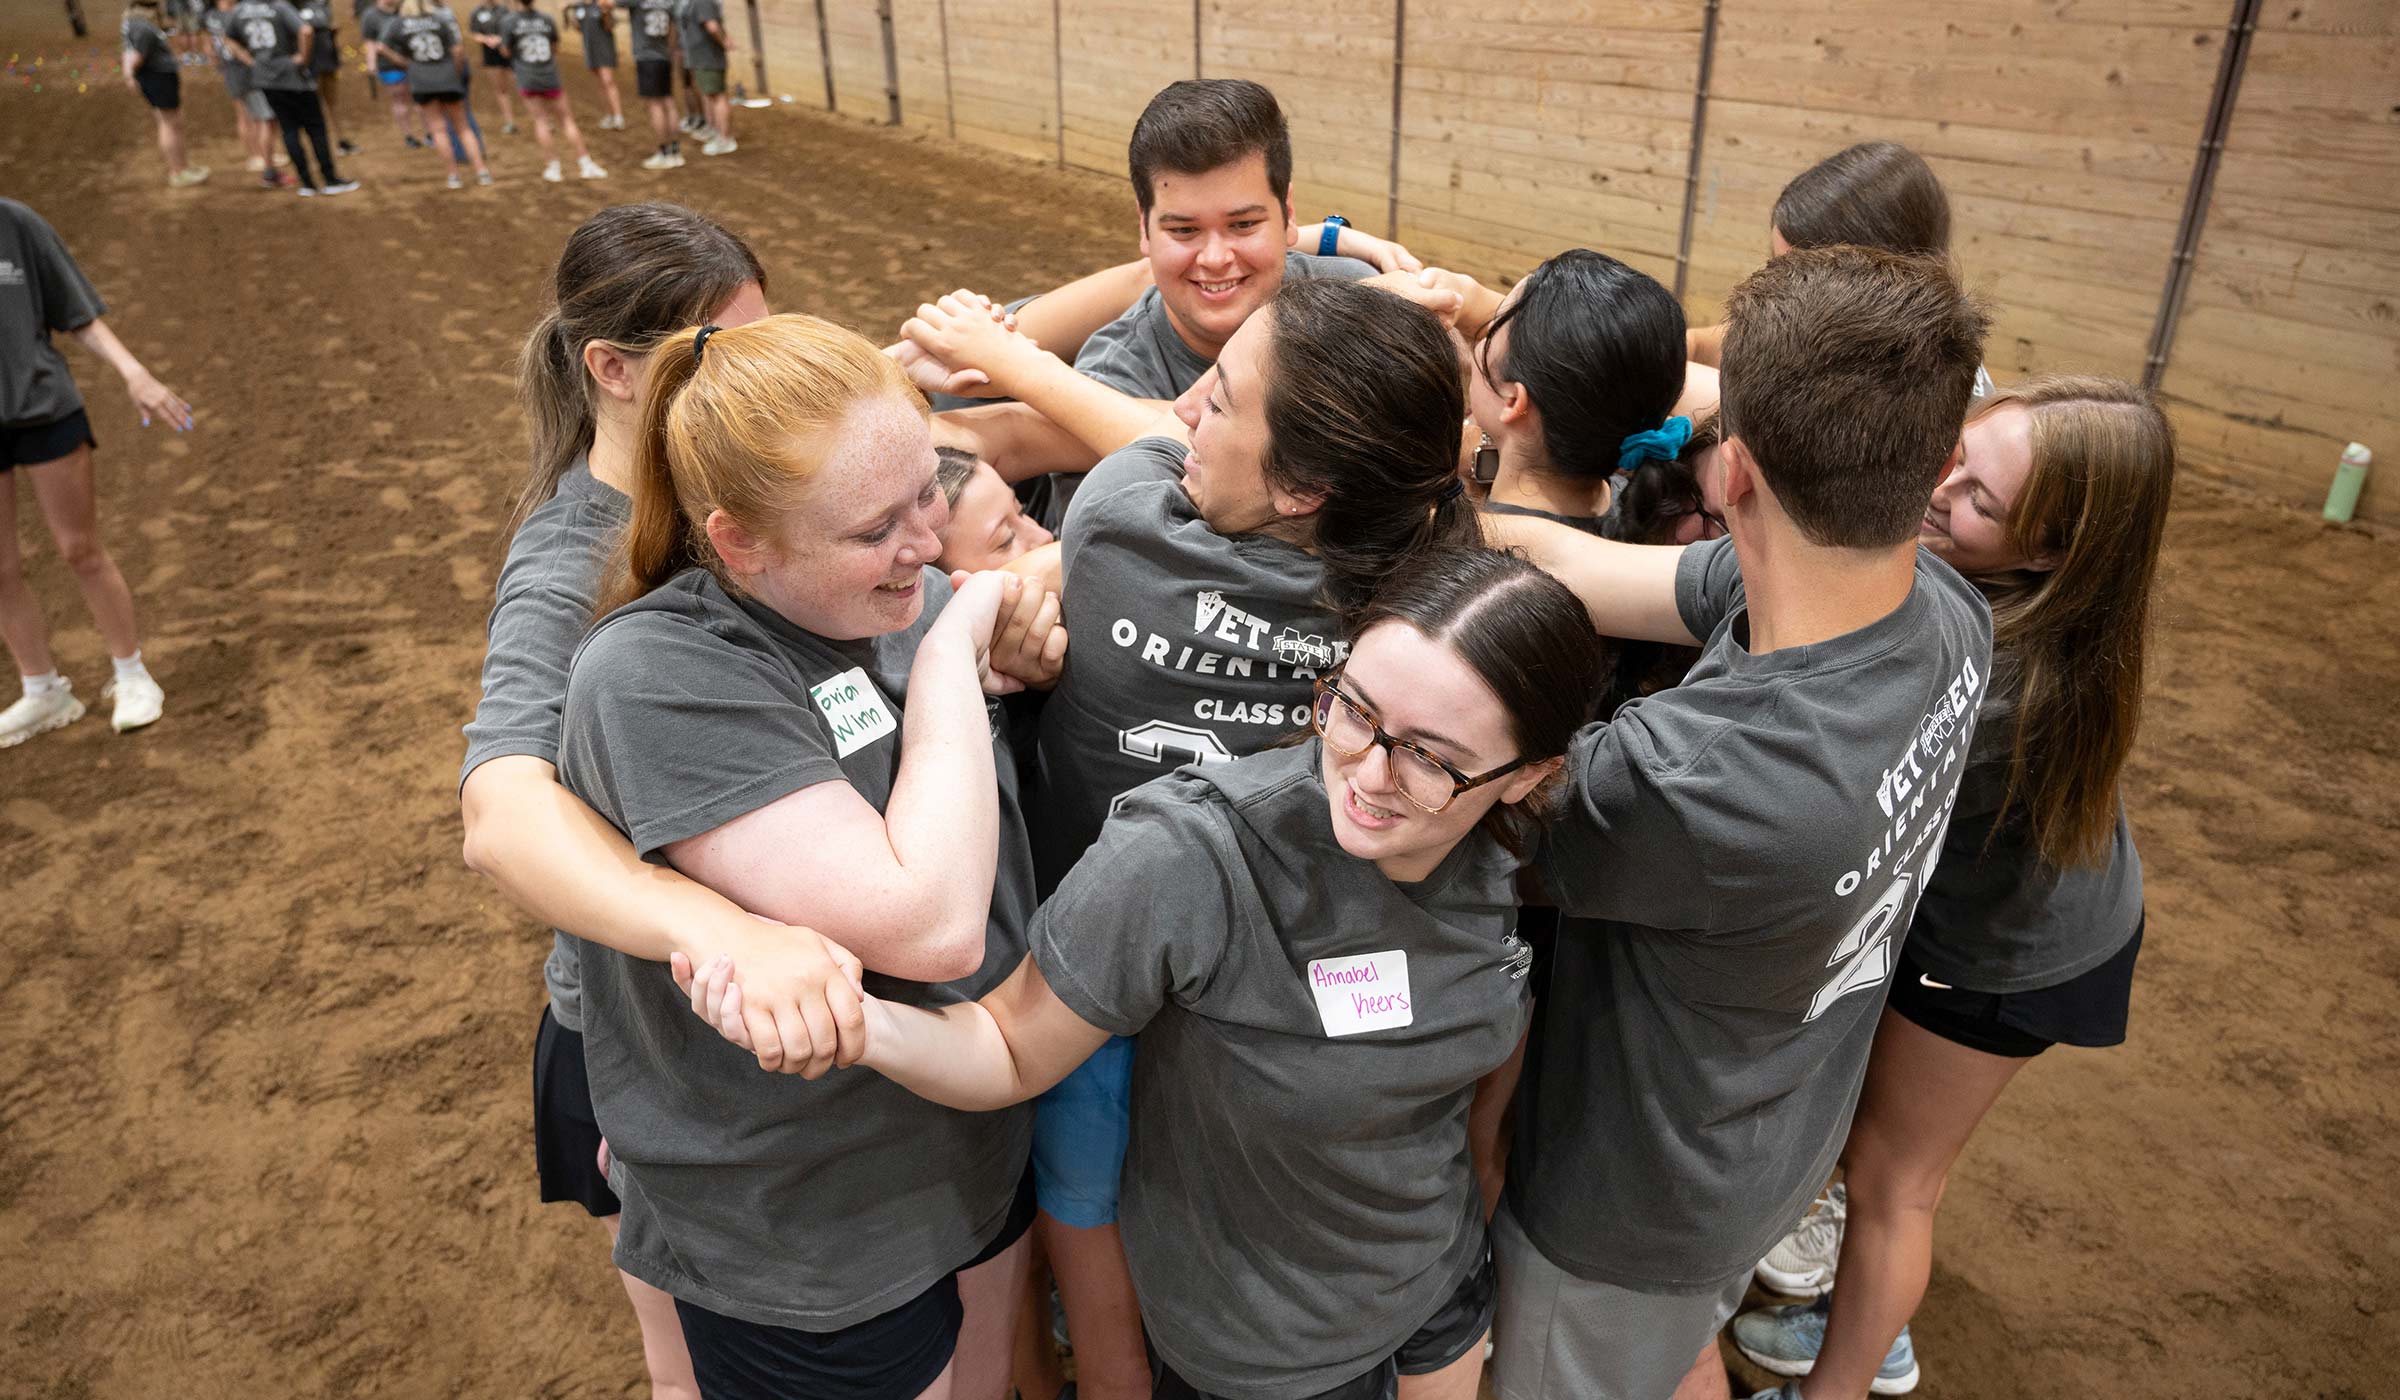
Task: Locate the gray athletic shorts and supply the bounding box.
[244,88,273,120]
[1488,1201,1749,1400]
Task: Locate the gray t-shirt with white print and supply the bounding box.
[626,0,672,63]
[458,460,624,1032]
[1035,435,1343,891]
[1072,251,1378,402]
[1507,535,1993,1292]
[230,0,314,89]
[1035,741,1531,1399]
[500,8,562,90]
[557,565,1035,1330]
[1903,655,2144,992]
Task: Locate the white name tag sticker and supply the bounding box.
[809,667,897,759]
[1307,949,1413,1038]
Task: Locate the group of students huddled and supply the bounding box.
[117,0,736,194]
[459,78,2170,1400]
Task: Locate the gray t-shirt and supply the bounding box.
[557,566,1035,1330]
[230,0,313,89]
[0,200,105,430]
[204,8,253,93]
[458,461,625,1032]
[122,14,178,72]
[388,10,465,94]
[1035,741,1530,1398]
[562,0,612,63]
[1508,535,1994,1292]
[1904,656,2143,991]
[1072,252,1378,401]
[626,0,673,62]
[360,5,402,69]
[500,8,562,89]
[1034,435,1344,891]
[675,0,721,68]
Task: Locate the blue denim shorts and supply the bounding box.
[1030,1033,1134,1227]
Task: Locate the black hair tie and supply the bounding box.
[1438,477,1464,504]
[692,324,721,363]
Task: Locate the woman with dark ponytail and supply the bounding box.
[894,274,1478,1398]
[461,201,846,1400]
[1467,249,1690,536]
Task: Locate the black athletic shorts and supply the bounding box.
[1887,915,2144,1058]
[135,67,181,110]
[1150,1248,1496,1399]
[674,1276,963,1400]
[634,56,671,98]
[413,88,464,105]
[0,409,95,471]
[479,43,509,66]
[531,1006,621,1217]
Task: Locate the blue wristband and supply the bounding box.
[1318,215,1347,258]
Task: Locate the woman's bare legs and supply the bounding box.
[1041,1215,1151,1400]
[593,63,622,124]
[22,445,139,660]
[953,1233,1033,1400]
[1804,1011,2027,1400]
[149,106,190,176]
[0,472,58,677]
[600,1215,700,1400]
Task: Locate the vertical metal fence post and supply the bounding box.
[1384,0,1405,240]
[812,0,834,110]
[877,0,901,124]
[744,0,767,99]
[1671,0,1721,303]
[2143,0,2261,393]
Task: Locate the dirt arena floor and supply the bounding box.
[1,15,2392,1398]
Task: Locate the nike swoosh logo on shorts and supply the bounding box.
[1918,973,1953,990]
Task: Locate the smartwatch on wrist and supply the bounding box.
[1318,215,1348,258]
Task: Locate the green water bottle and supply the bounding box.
[2324,442,2372,524]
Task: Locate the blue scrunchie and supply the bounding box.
[1617,414,1692,472]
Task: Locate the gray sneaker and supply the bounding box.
[1755,1182,1845,1295]
[1732,1296,1921,1395]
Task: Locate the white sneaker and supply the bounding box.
[0,684,85,747]
[1755,1182,1846,1296]
[103,672,165,733]
[542,159,563,182]
[476,169,496,186]
[701,136,736,156]
[640,149,673,170]
[577,155,607,179]
[446,172,464,189]
[667,150,686,168]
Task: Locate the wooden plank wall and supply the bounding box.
[822,0,890,125]
[942,0,1059,162]
[1199,0,1397,227]
[753,0,829,107]
[890,0,954,137]
[1686,1,2224,384]
[1394,1,1703,289]
[2157,0,2398,522]
[739,0,2397,524]
[1059,0,1194,184]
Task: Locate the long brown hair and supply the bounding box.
[1971,374,2175,868]
[1259,277,1481,623]
[510,202,766,537]
[594,314,919,617]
